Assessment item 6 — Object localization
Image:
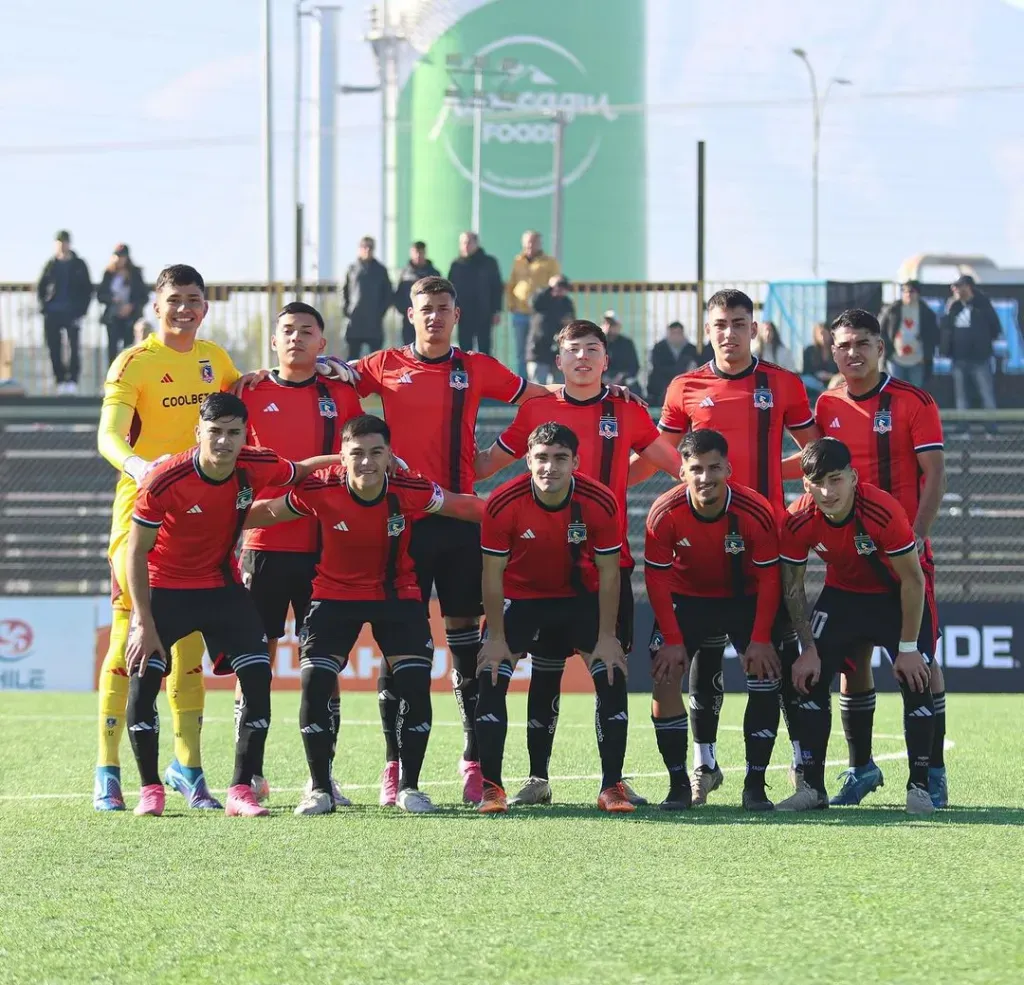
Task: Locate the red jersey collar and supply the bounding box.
[346,471,389,507]
[710,355,758,381]
[409,344,455,365]
[846,373,890,403]
[685,484,733,523]
[531,475,576,513]
[562,385,610,406]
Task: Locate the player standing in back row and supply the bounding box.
[636,289,820,806]
[240,302,363,803]
[353,276,637,805]
[474,319,681,805]
[816,308,948,807]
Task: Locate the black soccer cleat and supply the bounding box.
[742,786,775,812]
[659,784,693,811]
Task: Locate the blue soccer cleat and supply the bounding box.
[928,766,948,808]
[163,760,223,810]
[829,761,884,806]
[93,765,126,811]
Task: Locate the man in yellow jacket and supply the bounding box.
[506,230,560,378]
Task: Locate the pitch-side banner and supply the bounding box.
[628,602,1024,694]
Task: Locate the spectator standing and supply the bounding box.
[600,310,642,397]
[97,244,148,367]
[752,320,795,370]
[647,320,698,405]
[393,240,441,345]
[527,275,575,383]
[506,230,560,377]
[37,230,92,394]
[801,321,839,399]
[879,280,939,387]
[941,274,1000,410]
[342,236,393,358]
[447,231,503,354]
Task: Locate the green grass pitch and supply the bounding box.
[1,691,1022,985]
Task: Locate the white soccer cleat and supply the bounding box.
[304,775,351,807]
[396,788,437,814]
[294,789,335,816]
[509,776,553,806]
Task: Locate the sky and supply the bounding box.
[3,0,1024,284]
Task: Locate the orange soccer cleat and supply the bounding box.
[598,782,637,814]
[478,781,509,814]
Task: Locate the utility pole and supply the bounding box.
[261,0,275,363]
[311,6,340,284]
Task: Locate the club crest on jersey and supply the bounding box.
[449,370,469,391]
[723,532,745,554]
[753,387,773,410]
[199,359,214,384]
[235,487,254,510]
[567,522,588,545]
[598,415,618,439]
[318,397,338,418]
[873,410,893,434]
[854,533,878,555]
[387,513,406,537]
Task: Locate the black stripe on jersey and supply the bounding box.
[858,496,894,526]
[573,473,618,508]
[656,422,684,434]
[730,491,775,532]
[599,398,617,487]
[568,499,586,595]
[383,491,401,599]
[495,435,517,456]
[284,491,307,516]
[875,389,893,492]
[853,514,900,593]
[573,483,618,518]
[448,355,467,494]
[390,474,432,492]
[148,460,195,498]
[786,507,817,533]
[914,442,944,452]
[508,376,528,404]
[486,480,532,519]
[727,513,745,598]
[481,545,511,557]
[648,486,690,530]
[643,558,673,569]
[222,468,252,585]
[754,368,771,499]
[886,542,917,558]
[238,448,279,461]
[886,377,937,407]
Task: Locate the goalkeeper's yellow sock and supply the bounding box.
[168,632,206,768]
[96,609,131,768]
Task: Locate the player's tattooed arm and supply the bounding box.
[124,522,165,675]
[781,562,814,650]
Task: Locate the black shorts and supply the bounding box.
[150,584,268,677]
[298,598,434,673]
[649,595,758,658]
[409,514,482,618]
[240,549,317,640]
[532,566,635,658]
[497,595,600,657]
[811,586,937,677]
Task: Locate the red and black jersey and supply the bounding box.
[643,482,780,644]
[285,466,444,601]
[481,472,621,600]
[781,483,917,595]
[496,386,659,567]
[658,358,814,514]
[355,345,526,494]
[242,372,362,553]
[815,375,943,526]
[133,447,297,589]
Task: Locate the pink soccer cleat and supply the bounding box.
[225,783,270,817]
[459,758,484,805]
[134,783,166,816]
[379,761,399,806]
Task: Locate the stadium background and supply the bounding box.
[1,0,1022,696]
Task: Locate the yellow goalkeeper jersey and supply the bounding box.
[99,334,242,556]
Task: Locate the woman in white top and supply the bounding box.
[752,320,796,371]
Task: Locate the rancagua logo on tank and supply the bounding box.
[0,618,34,662]
[430,34,617,199]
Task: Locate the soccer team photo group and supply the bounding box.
[90,265,950,821]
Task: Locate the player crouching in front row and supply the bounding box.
[245,414,486,815]
[777,438,936,815]
[124,393,338,817]
[476,422,633,814]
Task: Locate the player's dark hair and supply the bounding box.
[830,308,881,337]
[527,421,579,455]
[277,301,324,332]
[706,288,753,316]
[342,413,391,445]
[154,264,205,296]
[411,276,457,304]
[199,391,247,423]
[680,428,729,460]
[800,437,852,481]
[556,319,606,351]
